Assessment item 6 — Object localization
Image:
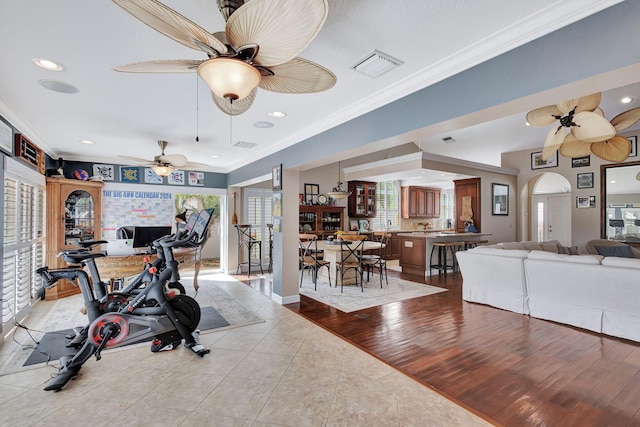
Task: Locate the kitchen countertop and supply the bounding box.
[397,232,492,238]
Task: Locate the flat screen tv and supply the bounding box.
[132,225,172,249]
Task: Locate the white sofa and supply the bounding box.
[456,243,640,343]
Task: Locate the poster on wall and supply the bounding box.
[144,168,163,184]
[188,171,204,186]
[93,164,115,181]
[168,170,185,185]
[120,166,140,183]
[101,189,173,240]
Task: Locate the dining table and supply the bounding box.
[315,239,385,285]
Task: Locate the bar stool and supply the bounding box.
[235,224,263,276]
[430,242,462,275]
[267,223,274,273]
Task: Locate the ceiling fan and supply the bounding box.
[526,93,640,162]
[112,0,336,115]
[119,140,209,176]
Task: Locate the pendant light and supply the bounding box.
[327,161,351,200]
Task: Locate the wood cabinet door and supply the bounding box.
[416,189,427,217]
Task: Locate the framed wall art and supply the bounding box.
[531,151,558,170]
[272,163,282,190]
[571,155,590,168]
[629,135,637,157]
[576,195,596,209]
[576,172,594,189]
[491,183,509,215]
[304,183,319,205]
[0,118,13,155]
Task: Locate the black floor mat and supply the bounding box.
[23,306,229,366]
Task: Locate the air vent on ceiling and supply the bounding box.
[233,141,256,149]
[442,136,456,144]
[351,50,403,78]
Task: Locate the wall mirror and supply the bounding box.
[600,160,640,241]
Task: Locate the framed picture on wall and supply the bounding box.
[0,119,13,155]
[491,183,509,215]
[272,163,282,190]
[571,155,590,168]
[531,151,558,169]
[576,195,596,208]
[304,183,319,205]
[629,135,637,157]
[577,172,594,189]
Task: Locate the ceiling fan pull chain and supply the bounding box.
[195,74,200,142]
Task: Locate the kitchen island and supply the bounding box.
[398,232,492,276]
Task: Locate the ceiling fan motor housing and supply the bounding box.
[217,0,244,21]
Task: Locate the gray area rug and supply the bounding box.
[0,277,263,375]
[299,273,447,313]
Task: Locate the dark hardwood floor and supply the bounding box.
[237,269,640,427]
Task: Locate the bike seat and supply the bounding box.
[62,251,106,264]
[76,240,108,248]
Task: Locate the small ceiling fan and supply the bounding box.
[112,0,336,115]
[119,140,209,175]
[526,93,640,162]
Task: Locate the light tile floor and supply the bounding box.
[0,273,490,427]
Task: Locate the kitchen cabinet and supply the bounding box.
[401,186,441,218]
[454,177,481,232]
[398,235,426,276]
[348,181,376,218]
[299,205,344,237]
[388,232,401,260]
[45,177,103,300]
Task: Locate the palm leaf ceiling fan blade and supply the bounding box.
[591,135,632,162]
[113,0,227,55]
[260,57,336,93]
[557,92,601,114]
[526,105,563,127]
[558,133,592,158]
[211,88,257,115]
[610,107,640,131]
[113,59,202,73]
[570,111,616,143]
[226,0,328,67]
[541,126,567,160]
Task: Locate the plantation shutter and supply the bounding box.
[373,181,399,229]
[244,189,273,263]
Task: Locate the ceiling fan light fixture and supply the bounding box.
[151,164,175,177]
[197,58,261,101]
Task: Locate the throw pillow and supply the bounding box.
[594,245,635,258]
[556,244,579,255]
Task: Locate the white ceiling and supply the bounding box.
[0,0,636,176]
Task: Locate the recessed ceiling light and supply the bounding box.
[525,121,531,126]
[269,111,286,118]
[39,80,79,94]
[79,140,94,144]
[254,121,274,128]
[610,180,616,184]
[621,96,633,104]
[32,58,65,71]
[210,154,219,158]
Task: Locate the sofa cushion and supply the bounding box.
[594,245,635,258]
[527,250,602,264]
[601,257,640,269]
[501,242,526,250]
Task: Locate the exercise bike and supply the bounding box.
[37,210,213,391]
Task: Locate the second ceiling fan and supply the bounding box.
[112,0,336,115]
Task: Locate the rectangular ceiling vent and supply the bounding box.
[351,50,403,78]
[233,141,256,149]
[442,136,456,144]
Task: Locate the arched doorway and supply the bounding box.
[529,172,572,246]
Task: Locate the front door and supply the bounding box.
[532,194,571,246]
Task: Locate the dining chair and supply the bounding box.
[361,232,391,287]
[335,234,366,292]
[299,233,330,290]
[235,224,263,276]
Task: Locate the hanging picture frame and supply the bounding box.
[272,163,282,190]
[577,172,594,189]
[491,183,509,215]
[0,118,13,155]
[531,151,558,169]
[629,135,637,157]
